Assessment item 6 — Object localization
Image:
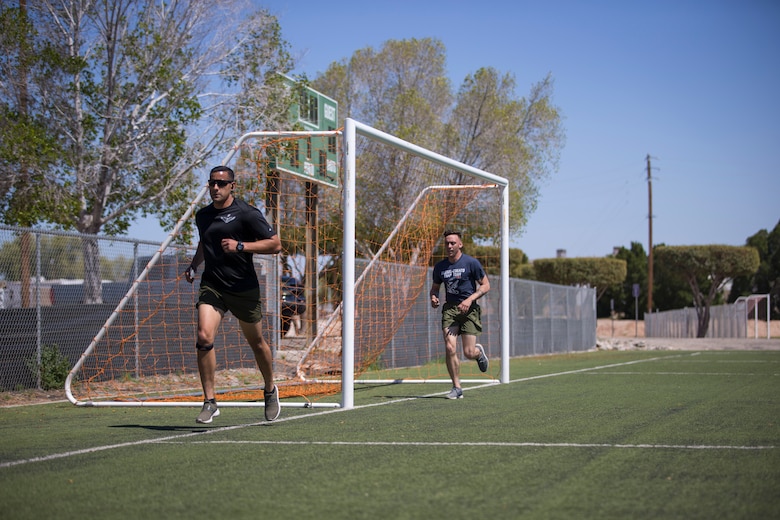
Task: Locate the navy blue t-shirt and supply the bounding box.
[432,253,487,305]
[195,198,276,292]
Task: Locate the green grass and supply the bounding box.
[0,349,778,519]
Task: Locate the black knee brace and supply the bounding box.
[196,342,214,352]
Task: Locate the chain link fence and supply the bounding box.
[0,225,597,392]
[0,225,190,391]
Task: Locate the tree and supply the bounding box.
[650,242,694,312]
[655,245,760,337]
[443,67,564,236]
[312,38,564,247]
[533,257,627,301]
[0,1,60,222]
[728,219,780,319]
[0,1,63,307]
[312,38,454,259]
[0,0,293,303]
[599,242,648,318]
[313,38,451,149]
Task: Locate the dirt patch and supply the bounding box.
[0,388,67,407]
[598,319,644,338]
[596,318,780,352]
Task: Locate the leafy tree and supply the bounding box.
[533,257,627,301]
[651,242,694,312]
[312,38,564,249]
[443,67,563,236]
[507,248,531,279]
[655,245,760,337]
[0,2,62,226]
[0,0,293,303]
[728,219,780,319]
[313,38,453,260]
[515,263,537,280]
[599,242,648,318]
[0,1,63,306]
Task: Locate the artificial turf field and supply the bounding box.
[0,349,778,519]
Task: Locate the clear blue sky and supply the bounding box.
[130,0,780,260]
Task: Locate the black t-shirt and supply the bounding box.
[195,198,277,292]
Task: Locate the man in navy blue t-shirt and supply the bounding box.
[430,230,490,399]
[184,165,282,423]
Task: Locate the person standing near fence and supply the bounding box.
[429,230,490,399]
[184,165,282,423]
[280,264,305,336]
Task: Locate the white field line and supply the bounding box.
[507,353,689,384]
[169,440,776,451]
[674,359,780,364]
[585,372,778,376]
[1,353,774,469]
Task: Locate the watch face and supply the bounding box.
[237,242,244,251]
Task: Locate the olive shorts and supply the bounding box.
[441,301,482,336]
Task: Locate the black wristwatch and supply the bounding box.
[236,241,244,252]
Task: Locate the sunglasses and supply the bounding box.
[208,179,233,188]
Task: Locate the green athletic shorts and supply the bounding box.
[197,280,264,323]
[441,301,482,336]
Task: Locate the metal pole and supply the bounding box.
[755,300,759,339]
[341,119,357,409]
[646,154,653,312]
[767,294,771,340]
[35,232,41,389]
[133,242,140,379]
[500,184,510,383]
[633,283,640,337]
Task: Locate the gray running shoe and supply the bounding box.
[264,385,281,421]
[476,343,489,373]
[446,386,463,399]
[196,400,220,424]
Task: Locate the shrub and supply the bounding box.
[27,344,71,391]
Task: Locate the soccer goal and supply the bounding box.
[339,119,509,407]
[65,118,509,410]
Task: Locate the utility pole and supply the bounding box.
[646,154,653,313]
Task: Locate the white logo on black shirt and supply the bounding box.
[218,214,236,224]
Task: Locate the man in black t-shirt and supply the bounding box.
[184,165,282,423]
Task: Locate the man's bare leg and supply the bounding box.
[196,304,223,400]
[443,325,461,389]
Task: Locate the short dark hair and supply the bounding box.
[443,230,462,238]
[210,165,235,180]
